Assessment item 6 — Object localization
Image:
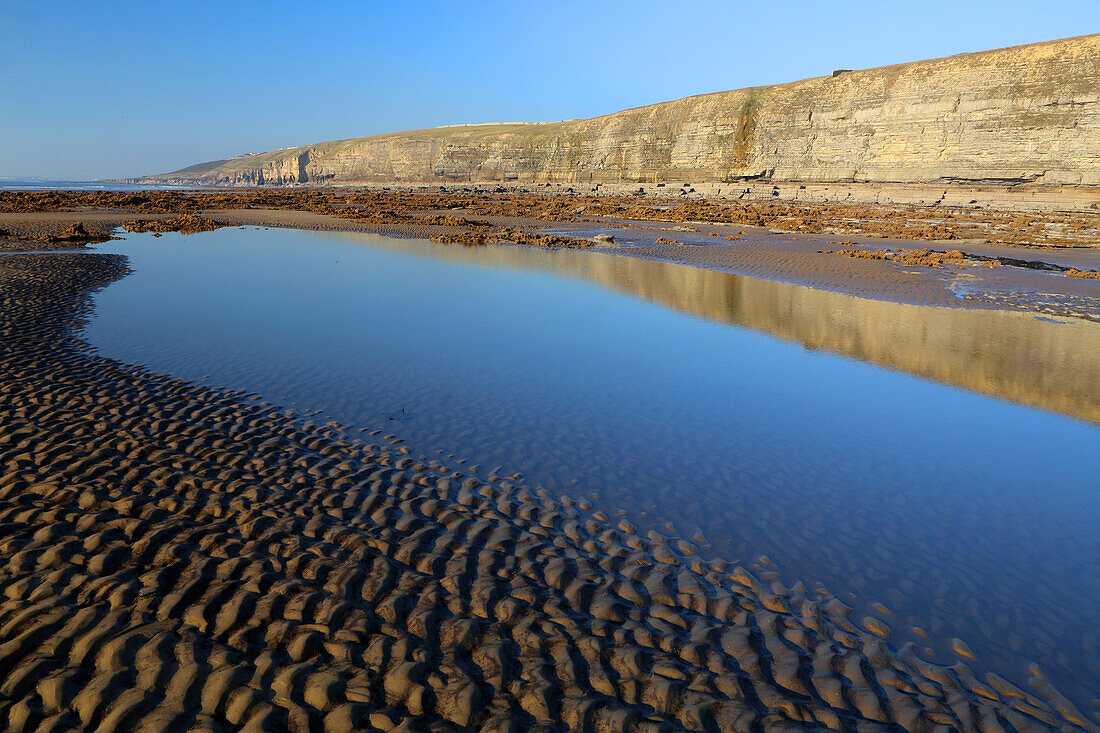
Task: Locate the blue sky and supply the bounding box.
[2,1,1097,179]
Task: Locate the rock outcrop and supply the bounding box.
[149,34,1100,187]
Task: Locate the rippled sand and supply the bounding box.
[0,254,1095,731]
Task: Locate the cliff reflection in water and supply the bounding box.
[382,237,1100,426]
[87,229,1100,704]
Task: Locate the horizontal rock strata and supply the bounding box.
[1,257,1096,731]
[148,35,1100,188]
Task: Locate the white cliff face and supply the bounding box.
[155,34,1100,187]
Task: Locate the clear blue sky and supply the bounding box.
[2,1,1097,179]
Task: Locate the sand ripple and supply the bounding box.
[0,253,1094,731]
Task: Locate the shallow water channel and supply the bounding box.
[86,228,1100,709]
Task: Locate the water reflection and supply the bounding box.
[86,229,1099,707]
[357,232,1100,425]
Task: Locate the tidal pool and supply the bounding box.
[87,228,1100,707]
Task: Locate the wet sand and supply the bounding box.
[2,248,1097,731]
[1,190,1099,730]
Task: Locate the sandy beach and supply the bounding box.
[0,188,1096,730]
[7,3,1100,728]
[1,244,1096,731]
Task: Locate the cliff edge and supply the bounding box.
[146,34,1100,187]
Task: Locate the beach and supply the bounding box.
[7,2,1100,728]
[2,246,1096,731]
[2,188,1099,317]
[0,190,1098,731]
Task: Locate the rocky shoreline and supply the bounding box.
[2,189,1099,319]
[4,188,1100,248]
[0,248,1096,727]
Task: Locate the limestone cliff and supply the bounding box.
[149,34,1100,187]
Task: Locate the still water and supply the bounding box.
[87,228,1099,707]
